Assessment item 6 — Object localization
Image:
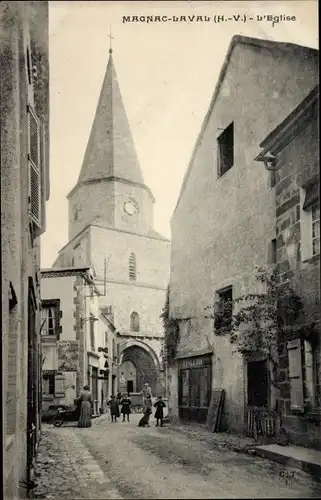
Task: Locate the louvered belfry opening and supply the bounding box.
[129,252,136,280]
[27,105,41,228]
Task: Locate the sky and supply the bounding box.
[41,0,318,268]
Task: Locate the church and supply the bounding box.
[52,47,171,397]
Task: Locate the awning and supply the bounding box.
[303,182,319,210]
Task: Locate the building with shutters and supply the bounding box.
[1,1,50,496]
[255,85,320,449]
[51,47,170,397]
[40,267,118,416]
[168,36,318,431]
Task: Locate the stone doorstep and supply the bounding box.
[254,444,321,479]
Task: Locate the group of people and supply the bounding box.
[75,382,166,429]
[107,383,166,427]
[107,392,132,422]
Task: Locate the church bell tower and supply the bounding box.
[67,48,155,241]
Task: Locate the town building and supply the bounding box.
[255,85,320,448]
[40,267,117,416]
[1,1,50,496]
[168,35,318,431]
[51,48,171,397]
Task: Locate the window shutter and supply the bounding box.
[303,340,314,402]
[27,105,41,228]
[54,375,66,398]
[303,182,319,210]
[287,339,304,412]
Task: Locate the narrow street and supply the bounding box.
[32,414,321,499]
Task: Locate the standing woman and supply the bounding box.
[77,385,92,428]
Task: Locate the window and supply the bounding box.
[112,339,118,360]
[270,170,277,188]
[90,314,95,351]
[26,46,32,86]
[287,338,321,412]
[42,374,55,396]
[270,238,277,264]
[217,122,234,177]
[130,312,140,332]
[215,286,233,333]
[41,306,56,336]
[300,184,320,260]
[312,203,320,256]
[129,253,136,280]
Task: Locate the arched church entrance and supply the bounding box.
[119,360,137,394]
[120,345,158,395]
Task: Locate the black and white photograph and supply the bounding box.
[1,1,320,498]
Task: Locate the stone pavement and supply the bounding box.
[30,415,321,499]
[168,420,257,452]
[169,420,321,490]
[31,425,123,499]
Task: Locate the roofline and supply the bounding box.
[67,176,155,203]
[172,35,318,218]
[100,312,116,332]
[255,85,319,161]
[41,267,101,295]
[57,222,170,255]
[41,266,90,273]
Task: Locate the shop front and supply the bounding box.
[178,353,212,423]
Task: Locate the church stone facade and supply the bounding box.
[53,49,170,397]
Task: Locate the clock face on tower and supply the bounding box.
[124,200,138,216]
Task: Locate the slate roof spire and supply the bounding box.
[76,48,144,186]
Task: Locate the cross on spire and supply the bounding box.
[108,26,114,53]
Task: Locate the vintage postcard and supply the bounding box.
[1,1,319,498]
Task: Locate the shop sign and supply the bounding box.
[179,355,211,369]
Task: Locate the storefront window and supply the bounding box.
[178,355,212,423]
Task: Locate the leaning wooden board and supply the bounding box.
[214,389,225,432]
[206,389,225,432]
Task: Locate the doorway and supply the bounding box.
[247,360,269,407]
[127,380,134,394]
[27,286,37,482]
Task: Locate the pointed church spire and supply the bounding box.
[76,45,144,186]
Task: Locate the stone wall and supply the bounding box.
[1,2,50,496]
[169,39,318,431]
[274,105,320,449]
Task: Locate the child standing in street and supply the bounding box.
[154,396,166,427]
[120,393,132,422]
[108,395,120,423]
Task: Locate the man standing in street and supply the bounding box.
[141,382,152,409]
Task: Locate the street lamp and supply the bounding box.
[80,316,99,327]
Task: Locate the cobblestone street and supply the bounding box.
[32,414,321,499]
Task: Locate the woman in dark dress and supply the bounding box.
[77,385,92,428]
[120,393,132,422]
